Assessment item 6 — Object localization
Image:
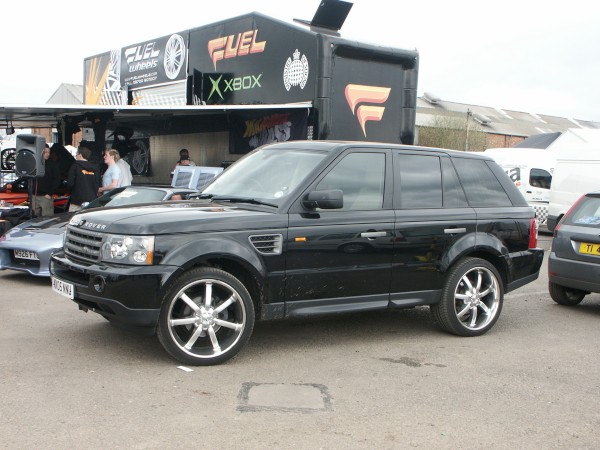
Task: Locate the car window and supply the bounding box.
[394,154,442,208]
[107,188,167,206]
[204,149,327,202]
[530,168,552,190]
[442,158,468,207]
[316,152,385,210]
[452,158,512,207]
[565,196,600,226]
[85,188,167,209]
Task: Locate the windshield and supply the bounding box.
[84,187,168,209]
[202,148,327,204]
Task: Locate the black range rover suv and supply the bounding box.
[50,141,544,365]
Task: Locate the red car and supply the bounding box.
[0,177,70,211]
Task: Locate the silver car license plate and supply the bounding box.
[14,249,39,260]
[52,277,74,299]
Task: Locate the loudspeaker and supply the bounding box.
[15,134,45,177]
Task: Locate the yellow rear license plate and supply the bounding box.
[579,242,600,255]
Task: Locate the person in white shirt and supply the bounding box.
[98,149,121,194]
[117,157,133,187]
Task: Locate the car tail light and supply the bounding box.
[528,217,538,249]
[555,194,586,234]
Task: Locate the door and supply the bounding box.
[285,150,394,315]
[390,153,477,305]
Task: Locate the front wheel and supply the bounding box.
[431,257,503,336]
[548,282,586,306]
[157,267,255,365]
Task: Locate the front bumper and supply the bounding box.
[548,251,600,294]
[0,246,55,277]
[50,252,182,328]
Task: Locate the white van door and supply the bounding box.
[503,165,551,203]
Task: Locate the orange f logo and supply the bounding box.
[345,84,391,136]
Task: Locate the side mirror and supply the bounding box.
[302,189,343,210]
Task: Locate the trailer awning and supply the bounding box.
[0,102,313,129]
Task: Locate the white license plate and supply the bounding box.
[14,249,39,260]
[52,277,74,299]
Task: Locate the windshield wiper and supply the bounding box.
[211,196,278,208]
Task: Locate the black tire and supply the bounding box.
[431,257,503,337]
[157,267,255,365]
[548,282,586,306]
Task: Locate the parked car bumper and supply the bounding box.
[50,252,182,329]
[548,251,600,294]
[547,215,559,233]
[0,236,61,277]
[504,248,544,293]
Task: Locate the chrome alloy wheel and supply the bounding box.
[166,278,247,360]
[453,266,500,331]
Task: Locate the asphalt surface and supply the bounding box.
[2,233,600,449]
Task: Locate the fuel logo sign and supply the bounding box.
[208,29,266,70]
[345,84,391,137]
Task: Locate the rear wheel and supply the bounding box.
[157,267,255,365]
[548,282,586,306]
[431,257,503,336]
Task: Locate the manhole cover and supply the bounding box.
[237,382,332,412]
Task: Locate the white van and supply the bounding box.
[547,147,600,231]
[484,148,556,228]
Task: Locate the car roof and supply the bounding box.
[261,140,493,160]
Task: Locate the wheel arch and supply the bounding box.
[441,232,510,290]
[158,238,267,316]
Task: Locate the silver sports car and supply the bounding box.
[0,186,196,277]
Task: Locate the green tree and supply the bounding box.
[417,113,487,151]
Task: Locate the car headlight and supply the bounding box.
[100,234,155,265]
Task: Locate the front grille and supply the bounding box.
[9,254,40,268]
[64,225,104,264]
[249,234,283,255]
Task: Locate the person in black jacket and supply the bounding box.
[67,146,100,212]
[33,144,61,217]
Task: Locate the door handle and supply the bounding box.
[444,228,466,234]
[360,231,387,239]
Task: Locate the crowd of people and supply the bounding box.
[33,144,133,216]
[33,144,197,217]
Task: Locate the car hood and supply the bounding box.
[8,212,73,237]
[68,202,285,235]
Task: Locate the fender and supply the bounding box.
[156,233,271,287]
[440,231,508,274]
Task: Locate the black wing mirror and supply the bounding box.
[302,189,343,210]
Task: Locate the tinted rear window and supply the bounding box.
[565,195,600,226]
[452,158,512,207]
[395,154,442,208]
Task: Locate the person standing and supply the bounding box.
[116,152,133,187]
[98,149,121,194]
[67,146,99,212]
[33,144,60,217]
[172,148,196,173]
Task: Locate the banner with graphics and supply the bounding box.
[188,15,317,105]
[327,52,417,144]
[121,33,188,90]
[84,51,120,105]
[84,32,188,105]
[229,109,309,154]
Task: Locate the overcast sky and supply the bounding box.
[2,0,599,121]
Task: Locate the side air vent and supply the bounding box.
[249,234,283,255]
